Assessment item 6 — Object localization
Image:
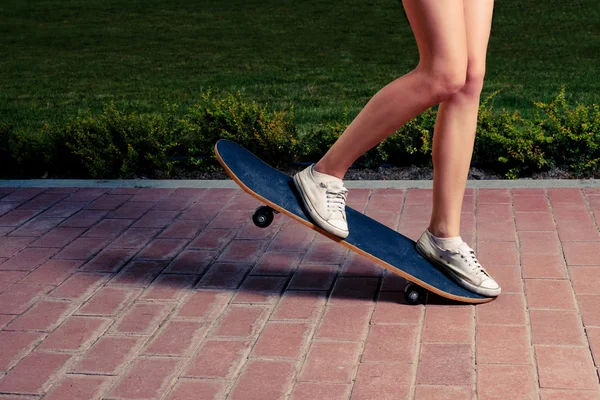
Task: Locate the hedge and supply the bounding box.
[1,87,599,180]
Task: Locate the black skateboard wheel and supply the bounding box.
[252,206,275,228]
[404,283,426,305]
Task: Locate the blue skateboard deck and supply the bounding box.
[214,139,494,304]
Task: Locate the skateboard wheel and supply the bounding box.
[252,206,274,228]
[404,283,426,305]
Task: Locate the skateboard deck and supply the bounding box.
[214,139,495,304]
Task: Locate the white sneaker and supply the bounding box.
[415,230,501,297]
[293,164,349,238]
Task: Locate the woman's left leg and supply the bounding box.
[428,0,495,239]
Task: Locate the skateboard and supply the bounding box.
[214,139,495,305]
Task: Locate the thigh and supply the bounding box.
[402,0,468,73]
[464,0,495,79]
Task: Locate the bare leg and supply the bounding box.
[314,0,468,180]
[428,0,495,238]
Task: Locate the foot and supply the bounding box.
[293,164,349,238]
[415,229,501,297]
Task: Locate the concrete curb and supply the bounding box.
[2,179,600,189]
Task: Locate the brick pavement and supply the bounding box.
[0,185,599,399]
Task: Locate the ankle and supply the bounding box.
[313,162,345,180]
[427,225,460,239]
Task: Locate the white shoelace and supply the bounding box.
[321,182,348,214]
[454,242,490,277]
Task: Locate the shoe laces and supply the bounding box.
[320,181,348,214]
[453,242,490,277]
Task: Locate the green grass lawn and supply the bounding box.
[1,0,599,134]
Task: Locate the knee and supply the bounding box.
[419,63,467,102]
[463,62,486,96]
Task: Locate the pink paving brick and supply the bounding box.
[7,300,76,332]
[0,270,26,293]
[232,276,287,304]
[557,221,600,241]
[159,219,206,239]
[142,320,208,356]
[477,241,519,266]
[133,210,180,228]
[8,217,62,237]
[478,188,510,203]
[535,345,598,389]
[59,210,107,228]
[20,259,81,286]
[109,227,160,249]
[85,194,131,210]
[416,343,473,386]
[0,209,41,227]
[72,336,146,375]
[422,306,474,344]
[207,210,251,230]
[164,250,216,274]
[154,190,201,211]
[341,252,384,277]
[196,262,251,289]
[290,383,352,400]
[187,228,235,250]
[0,247,58,272]
[0,284,49,315]
[518,231,562,254]
[271,291,327,321]
[288,263,338,290]
[67,188,108,202]
[82,247,138,272]
[351,362,413,400]
[300,341,362,383]
[217,239,267,263]
[413,386,473,400]
[364,210,400,229]
[540,389,600,400]
[181,202,225,221]
[587,327,600,367]
[401,203,432,222]
[0,331,44,372]
[0,351,72,395]
[108,188,142,195]
[525,279,577,310]
[476,293,527,325]
[514,211,555,231]
[176,290,232,320]
[108,357,183,399]
[362,324,419,363]
[39,201,86,218]
[315,304,372,341]
[371,291,423,324]
[563,242,600,265]
[54,236,111,259]
[477,364,537,400]
[381,270,410,291]
[82,218,133,238]
[236,219,282,240]
[552,202,593,222]
[109,260,166,287]
[252,251,302,276]
[212,305,270,338]
[140,274,196,301]
[229,360,296,400]
[477,203,513,222]
[165,379,228,400]
[268,222,315,252]
[578,295,600,326]
[476,325,531,364]
[43,375,113,400]
[0,202,18,217]
[252,322,312,358]
[0,237,35,258]
[405,188,432,203]
[548,188,585,202]
[49,272,109,301]
[29,227,85,248]
[77,286,141,316]
[111,302,173,335]
[521,253,567,279]
[477,221,516,242]
[137,238,189,260]
[109,201,154,219]
[303,240,348,264]
[184,339,253,379]
[529,310,587,345]
[328,276,379,306]
[513,195,549,212]
[484,265,522,293]
[199,188,236,204]
[0,188,44,203]
[130,188,174,202]
[38,316,112,352]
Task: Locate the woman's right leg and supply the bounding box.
[313,0,468,179]
[293,0,468,239]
